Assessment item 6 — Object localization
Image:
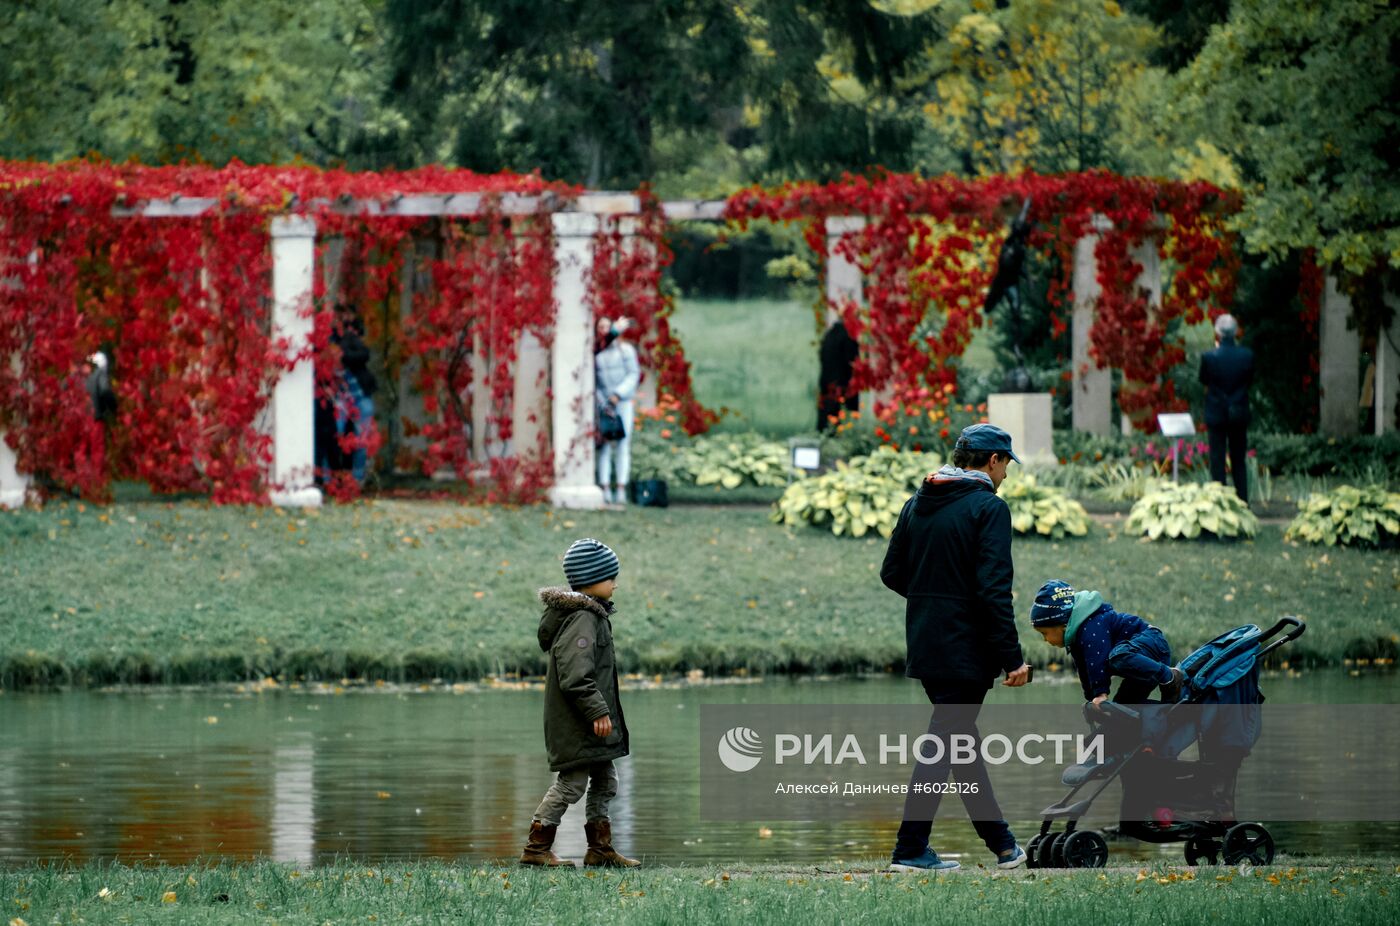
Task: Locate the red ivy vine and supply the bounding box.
[725,171,1242,434]
[0,162,595,504]
[589,189,716,437]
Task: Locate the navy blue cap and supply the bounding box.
[1031,580,1075,627]
[955,423,1021,464]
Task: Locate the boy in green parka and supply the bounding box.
[520,538,640,869]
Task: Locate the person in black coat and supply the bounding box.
[816,321,859,431]
[880,423,1032,873]
[1199,314,1254,502]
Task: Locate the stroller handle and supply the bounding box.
[1258,616,1306,658]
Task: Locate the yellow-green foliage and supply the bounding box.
[1000,471,1090,538]
[771,446,942,538]
[686,433,792,489]
[1126,480,1258,540]
[1285,484,1400,547]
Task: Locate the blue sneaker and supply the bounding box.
[889,849,960,872]
[996,844,1028,869]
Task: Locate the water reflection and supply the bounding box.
[0,674,1395,865]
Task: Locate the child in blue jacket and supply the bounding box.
[1030,580,1184,706]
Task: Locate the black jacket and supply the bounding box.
[881,472,1024,686]
[1200,341,1253,428]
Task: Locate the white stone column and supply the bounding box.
[988,393,1055,467]
[396,236,433,469]
[513,331,550,457]
[825,216,880,415]
[1121,234,1163,435]
[1071,215,1113,435]
[1376,289,1400,435]
[1320,274,1360,437]
[268,215,322,507]
[1,257,33,508]
[548,212,605,509]
[0,436,29,509]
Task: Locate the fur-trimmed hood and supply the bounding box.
[537,586,613,651]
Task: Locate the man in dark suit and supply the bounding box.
[1199,314,1254,502]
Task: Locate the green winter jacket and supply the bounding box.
[537,587,630,772]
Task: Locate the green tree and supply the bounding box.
[1165,0,1400,275]
[384,0,751,188]
[0,0,399,165]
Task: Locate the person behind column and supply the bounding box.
[594,316,639,505]
[333,303,378,484]
[880,423,1032,873]
[817,320,859,431]
[1199,313,1254,502]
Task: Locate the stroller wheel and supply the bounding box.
[1063,830,1108,868]
[1026,833,1049,869]
[1045,832,1070,868]
[1184,838,1220,866]
[1222,823,1275,866]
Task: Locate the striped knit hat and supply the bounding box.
[562,538,619,589]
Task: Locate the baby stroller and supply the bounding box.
[1025,617,1306,869]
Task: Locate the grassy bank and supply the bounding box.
[670,297,819,435]
[2,501,1396,688]
[2,860,1396,925]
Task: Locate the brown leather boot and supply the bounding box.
[583,818,640,868]
[519,821,575,867]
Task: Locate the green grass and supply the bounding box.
[670,297,821,436]
[2,501,1396,688]
[2,860,1396,925]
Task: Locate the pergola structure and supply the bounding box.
[2,170,1391,510]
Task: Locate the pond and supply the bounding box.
[1,673,1396,867]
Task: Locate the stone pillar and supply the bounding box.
[1121,235,1163,435]
[1,257,33,508]
[395,236,434,469]
[825,216,880,415]
[1071,216,1113,435]
[1320,275,1360,437]
[988,393,1055,467]
[1376,289,1400,435]
[268,216,322,507]
[0,435,29,509]
[513,331,550,458]
[548,212,605,509]
[470,332,492,463]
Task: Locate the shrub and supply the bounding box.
[1252,433,1400,479]
[999,472,1091,538]
[631,430,791,489]
[686,433,792,489]
[1284,484,1400,547]
[1126,481,1258,540]
[772,446,942,538]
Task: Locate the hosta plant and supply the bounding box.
[772,446,942,538]
[686,433,793,489]
[1126,480,1258,541]
[1285,484,1400,547]
[1000,472,1091,538]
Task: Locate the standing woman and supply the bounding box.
[595,316,640,505]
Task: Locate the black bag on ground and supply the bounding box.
[630,479,669,508]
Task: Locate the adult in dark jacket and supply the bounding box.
[1199,314,1254,502]
[816,321,859,431]
[881,423,1032,873]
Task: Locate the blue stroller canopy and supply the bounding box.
[1179,624,1267,695]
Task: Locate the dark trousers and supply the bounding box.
[893,680,1015,859]
[1107,627,1174,704]
[1207,422,1249,503]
